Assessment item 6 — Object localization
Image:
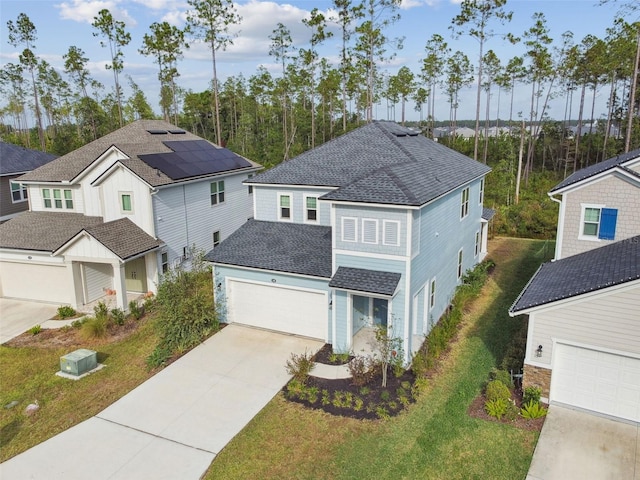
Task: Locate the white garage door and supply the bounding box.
[0,261,70,304]
[551,343,640,422]
[227,280,327,340]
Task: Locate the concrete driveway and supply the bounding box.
[0,298,58,344]
[0,324,322,479]
[527,405,640,480]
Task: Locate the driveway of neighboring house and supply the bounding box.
[0,324,323,479]
[527,405,640,480]
[0,298,59,344]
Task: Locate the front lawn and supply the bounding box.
[205,237,552,479]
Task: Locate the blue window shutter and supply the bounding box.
[598,208,617,240]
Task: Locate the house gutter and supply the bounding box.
[547,192,563,260]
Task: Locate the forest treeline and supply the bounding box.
[1,1,639,239]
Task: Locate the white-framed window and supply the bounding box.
[475,231,480,257]
[210,180,225,205]
[305,196,318,222]
[362,218,379,244]
[460,187,470,219]
[429,278,436,309]
[42,188,73,209]
[247,174,253,195]
[341,217,357,242]
[457,248,464,280]
[161,252,168,273]
[213,230,221,248]
[120,192,133,213]
[10,181,27,203]
[278,193,291,220]
[383,220,400,246]
[479,178,484,204]
[579,204,618,241]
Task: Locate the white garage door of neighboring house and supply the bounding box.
[84,263,113,303]
[0,261,69,303]
[227,280,327,340]
[551,343,640,422]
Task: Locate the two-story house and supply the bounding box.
[0,141,57,223]
[206,121,491,363]
[0,120,261,312]
[509,148,640,422]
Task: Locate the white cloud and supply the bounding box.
[130,0,183,10]
[56,0,137,27]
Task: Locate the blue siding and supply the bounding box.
[253,186,333,225]
[333,290,349,352]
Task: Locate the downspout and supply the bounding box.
[183,184,190,257]
[548,192,563,260]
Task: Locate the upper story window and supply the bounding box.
[383,220,400,246]
[279,194,291,220]
[475,231,480,257]
[120,193,133,213]
[479,179,485,204]
[457,248,464,280]
[161,252,169,273]
[213,230,221,248]
[42,188,73,210]
[10,181,27,203]
[581,206,617,240]
[460,187,470,219]
[430,278,436,309]
[247,174,253,195]
[342,217,357,242]
[362,218,379,244]
[210,180,225,205]
[305,196,318,222]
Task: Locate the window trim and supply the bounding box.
[120,192,133,214]
[382,220,400,246]
[304,195,318,223]
[429,277,436,310]
[578,204,604,241]
[479,178,485,205]
[210,180,225,206]
[10,181,27,203]
[278,193,292,221]
[213,230,221,248]
[341,217,357,243]
[42,188,73,210]
[457,248,464,280]
[247,174,254,195]
[474,231,480,257]
[362,218,379,245]
[161,251,169,274]
[460,186,470,219]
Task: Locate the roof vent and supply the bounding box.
[169,129,186,134]
[147,129,167,135]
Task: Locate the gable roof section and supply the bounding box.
[0,142,57,176]
[329,267,401,297]
[550,148,640,193]
[0,211,103,252]
[205,219,332,278]
[509,236,640,314]
[248,121,490,206]
[18,120,261,187]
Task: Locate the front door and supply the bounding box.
[125,257,147,293]
[373,298,388,327]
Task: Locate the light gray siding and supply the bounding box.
[253,186,333,225]
[84,263,113,302]
[528,285,640,367]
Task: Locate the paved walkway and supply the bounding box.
[0,298,59,344]
[527,405,640,480]
[0,325,322,479]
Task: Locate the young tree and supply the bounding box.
[390,66,415,126]
[450,0,513,161]
[445,50,474,136]
[7,13,46,150]
[269,23,294,159]
[421,34,450,138]
[481,49,501,163]
[64,46,98,139]
[92,9,131,128]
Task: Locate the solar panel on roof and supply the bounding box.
[169,129,186,134]
[138,140,252,180]
[146,129,167,135]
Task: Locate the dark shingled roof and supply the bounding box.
[482,207,496,221]
[0,212,103,252]
[329,267,401,296]
[205,219,332,278]
[0,142,57,175]
[81,218,162,260]
[510,236,640,313]
[550,148,640,193]
[249,121,490,206]
[18,120,260,187]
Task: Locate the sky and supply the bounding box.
[0,0,636,123]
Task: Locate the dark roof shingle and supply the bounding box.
[82,218,162,260]
[0,142,57,175]
[329,267,401,296]
[205,220,332,278]
[510,236,640,313]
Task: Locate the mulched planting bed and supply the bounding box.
[312,344,354,365]
[467,389,546,432]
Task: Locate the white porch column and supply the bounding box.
[480,219,489,260]
[113,261,127,311]
[145,252,159,294]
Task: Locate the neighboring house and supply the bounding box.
[0,141,57,223]
[207,121,491,363]
[509,148,640,423]
[0,120,261,311]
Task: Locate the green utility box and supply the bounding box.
[60,349,97,376]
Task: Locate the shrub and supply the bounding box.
[57,305,76,319]
[321,389,331,406]
[128,300,144,320]
[411,351,429,378]
[522,386,542,406]
[28,324,42,335]
[353,397,364,411]
[489,368,514,389]
[521,400,547,419]
[348,355,375,387]
[146,344,172,369]
[285,350,315,383]
[380,390,390,402]
[486,380,511,402]
[71,317,88,329]
[80,316,108,339]
[411,377,429,400]
[111,308,125,326]
[485,398,508,420]
[93,301,109,322]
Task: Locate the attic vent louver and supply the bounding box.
[147,129,167,135]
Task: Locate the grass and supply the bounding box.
[0,318,159,462]
[205,237,552,479]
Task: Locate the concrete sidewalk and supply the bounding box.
[0,298,58,344]
[0,325,322,479]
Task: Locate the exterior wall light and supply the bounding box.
[535,345,543,357]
